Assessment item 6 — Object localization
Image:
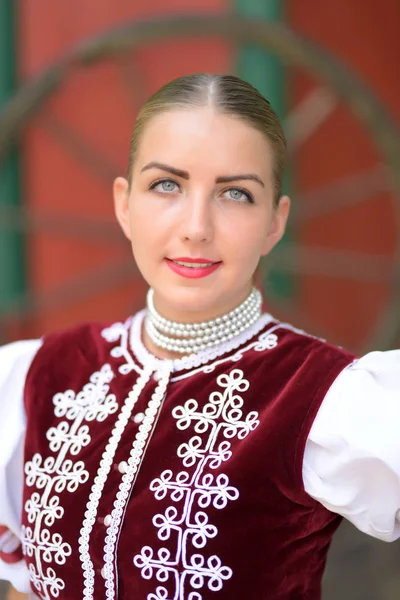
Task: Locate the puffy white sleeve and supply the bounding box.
[0,339,42,591]
[303,350,400,542]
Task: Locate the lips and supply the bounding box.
[168,257,221,268]
[165,257,222,279]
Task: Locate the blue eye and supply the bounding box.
[224,188,254,204]
[149,179,179,193]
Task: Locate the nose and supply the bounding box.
[179,194,214,244]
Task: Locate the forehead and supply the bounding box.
[134,107,273,177]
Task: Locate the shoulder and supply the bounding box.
[0,339,42,389]
[41,316,132,355]
[256,317,356,368]
[25,316,134,387]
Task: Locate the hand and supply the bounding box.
[6,586,29,600]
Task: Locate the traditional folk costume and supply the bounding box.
[0,291,400,599]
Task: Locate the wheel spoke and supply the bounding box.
[291,164,391,223]
[116,52,150,111]
[0,258,138,319]
[285,86,338,152]
[271,243,398,283]
[39,111,122,184]
[0,204,123,242]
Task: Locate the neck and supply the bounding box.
[142,327,187,361]
[151,285,253,325]
[143,287,262,359]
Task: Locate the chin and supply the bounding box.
[173,287,218,310]
[156,284,224,316]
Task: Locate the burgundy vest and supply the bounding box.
[21,312,355,599]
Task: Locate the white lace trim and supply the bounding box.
[102,361,173,599]
[129,310,274,375]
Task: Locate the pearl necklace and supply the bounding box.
[145,287,262,354]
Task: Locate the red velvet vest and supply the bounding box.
[21,311,355,599]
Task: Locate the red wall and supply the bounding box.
[16,0,400,349]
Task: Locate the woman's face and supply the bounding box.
[114,106,290,321]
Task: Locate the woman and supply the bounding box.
[0,73,399,600]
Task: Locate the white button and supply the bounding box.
[132,412,145,424]
[101,566,107,579]
[104,514,112,527]
[118,461,128,474]
[153,371,161,381]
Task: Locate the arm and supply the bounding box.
[6,585,29,600]
[303,350,400,541]
[0,340,42,591]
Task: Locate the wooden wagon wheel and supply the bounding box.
[1,13,400,353]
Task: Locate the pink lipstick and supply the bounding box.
[165,257,222,279]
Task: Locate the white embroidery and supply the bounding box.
[22,310,283,599]
[176,326,281,382]
[22,364,118,599]
[102,318,143,376]
[103,361,173,599]
[77,315,276,598]
[133,369,259,600]
[80,361,156,599]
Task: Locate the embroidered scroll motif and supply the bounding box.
[102,318,142,376]
[134,369,259,599]
[22,364,118,599]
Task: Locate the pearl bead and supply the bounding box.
[118,461,128,474]
[145,288,261,355]
[103,514,112,527]
[133,412,145,424]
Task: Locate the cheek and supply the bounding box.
[129,197,154,235]
[128,203,168,262]
[222,217,269,259]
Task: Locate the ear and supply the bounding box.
[113,177,132,241]
[261,195,291,256]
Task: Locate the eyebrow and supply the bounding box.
[215,174,265,188]
[140,161,265,188]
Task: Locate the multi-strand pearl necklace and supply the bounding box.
[145,287,262,354]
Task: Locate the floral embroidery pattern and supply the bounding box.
[22,364,118,599]
[134,369,259,599]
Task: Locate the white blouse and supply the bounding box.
[1,339,400,592]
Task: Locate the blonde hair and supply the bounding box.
[127,73,287,204]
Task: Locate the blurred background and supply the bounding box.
[1,0,400,598]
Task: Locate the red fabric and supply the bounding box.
[22,317,355,599]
